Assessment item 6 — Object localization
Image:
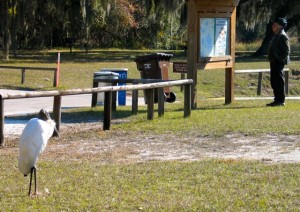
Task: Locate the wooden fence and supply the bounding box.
[0,66,58,87]
[0,79,193,146]
[235,68,290,95]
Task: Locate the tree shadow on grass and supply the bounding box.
[6,49,186,64]
[0,85,36,91]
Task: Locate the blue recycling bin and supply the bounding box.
[101,68,128,106]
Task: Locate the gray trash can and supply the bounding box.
[93,71,119,105]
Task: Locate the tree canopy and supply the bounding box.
[0,0,299,59]
[237,0,300,54]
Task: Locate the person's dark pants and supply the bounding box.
[270,62,285,103]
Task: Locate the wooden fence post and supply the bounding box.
[91,81,98,107]
[0,79,193,146]
[103,91,112,130]
[184,84,192,117]
[0,95,4,146]
[284,71,289,96]
[180,73,186,92]
[53,69,58,87]
[53,95,61,137]
[225,67,234,104]
[132,85,138,115]
[21,68,25,84]
[147,89,154,120]
[158,87,164,117]
[257,72,263,95]
[112,82,117,111]
[55,53,60,87]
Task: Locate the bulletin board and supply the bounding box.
[197,13,233,69]
[199,17,230,58]
[187,0,240,107]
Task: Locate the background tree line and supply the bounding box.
[0,0,299,60]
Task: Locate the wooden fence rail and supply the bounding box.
[0,66,58,87]
[235,68,290,95]
[0,79,193,146]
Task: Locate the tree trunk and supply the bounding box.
[253,0,292,56]
[11,0,18,58]
[1,0,11,60]
[252,20,273,56]
[253,14,300,56]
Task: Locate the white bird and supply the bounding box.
[18,109,59,196]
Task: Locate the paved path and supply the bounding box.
[2,89,300,116]
[0,89,145,116]
[1,89,299,136]
[1,89,147,135]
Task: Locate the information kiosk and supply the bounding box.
[187,0,240,108]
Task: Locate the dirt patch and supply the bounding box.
[2,122,300,164]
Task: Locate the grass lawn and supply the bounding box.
[2,156,300,211]
[1,48,300,210]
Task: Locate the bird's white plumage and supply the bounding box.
[18,118,56,176]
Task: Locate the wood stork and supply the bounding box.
[18,109,59,196]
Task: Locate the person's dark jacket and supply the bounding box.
[268,30,290,65]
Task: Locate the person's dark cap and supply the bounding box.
[273,18,287,28]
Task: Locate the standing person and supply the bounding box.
[267,17,290,106]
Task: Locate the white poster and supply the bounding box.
[200,18,215,57]
[215,18,228,56]
[199,18,230,58]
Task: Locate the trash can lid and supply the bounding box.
[94,71,119,77]
[100,68,128,72]
[134,53,173,62]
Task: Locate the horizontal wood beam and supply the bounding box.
[235,68,289,74]
[0,79,194,100]
[0,66,56,71]
[0,79,194,146]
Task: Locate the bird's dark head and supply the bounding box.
[38,109,51,121]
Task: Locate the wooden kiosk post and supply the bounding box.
[187,0,240,108]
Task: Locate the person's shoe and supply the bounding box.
[266,101,285,107]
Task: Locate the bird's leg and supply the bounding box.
[28,167,39,197]
[34,167,37,195]
[28,167,34,196]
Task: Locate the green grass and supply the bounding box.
[2,156,300,211]
[110,99,300,136]
[1,48,300,210]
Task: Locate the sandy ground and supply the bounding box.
[2,121,300,164]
